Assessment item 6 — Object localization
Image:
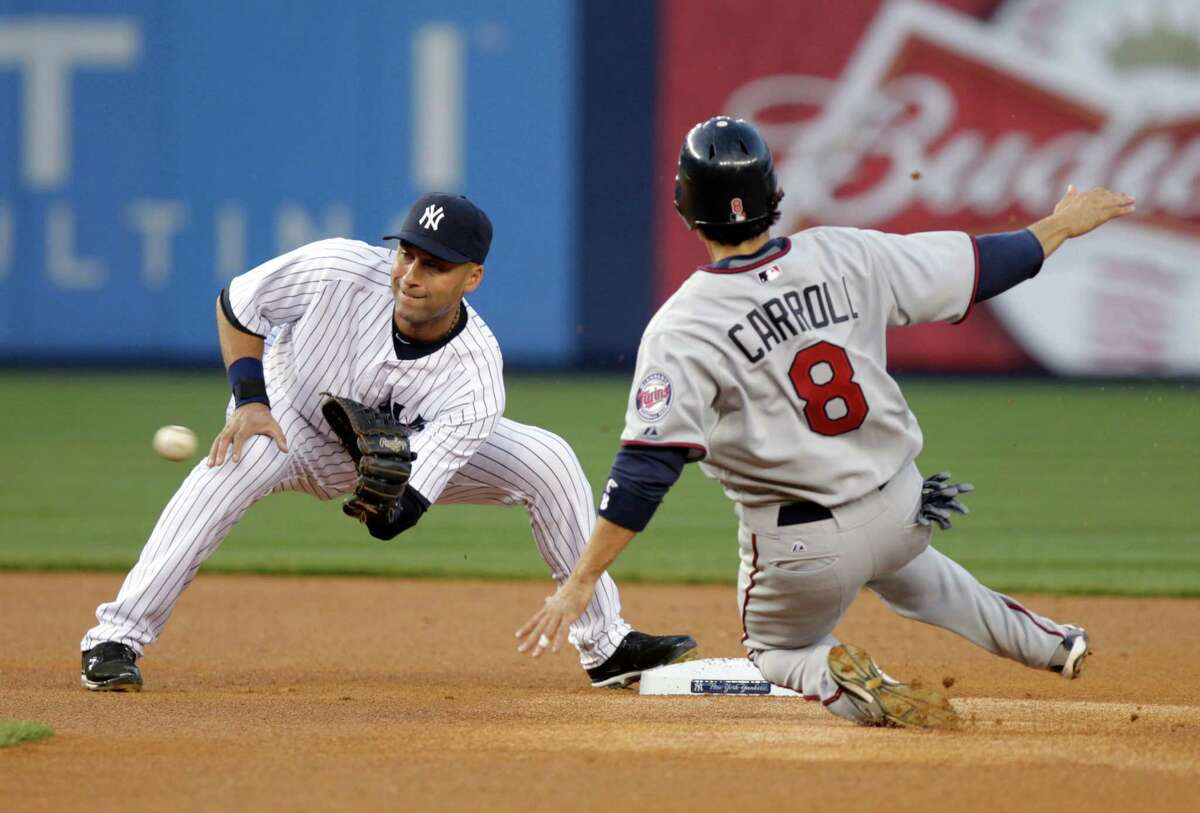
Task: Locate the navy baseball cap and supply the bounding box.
[384,193,493,264]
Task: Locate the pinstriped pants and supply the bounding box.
[82,418,631,670]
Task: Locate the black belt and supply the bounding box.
[777,481,889,527]
[777,501,833,526]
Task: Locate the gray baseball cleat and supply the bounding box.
[828,643,959,729]
[1049,625,1090,679]
[586,631,697,688]
[81,642,143,692]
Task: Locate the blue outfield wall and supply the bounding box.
[0,1,580,365]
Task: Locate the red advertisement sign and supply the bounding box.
[656,0,1200,375]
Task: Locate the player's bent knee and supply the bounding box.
[193,435,290,489]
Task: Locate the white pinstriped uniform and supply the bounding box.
[81,238,631,668]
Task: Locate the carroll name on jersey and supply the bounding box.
[727,278,862,363]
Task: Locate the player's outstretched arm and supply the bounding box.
[516,518,638,657]
[1028,185,1136,259]
[516,442,689,657]
[207,295,289,466]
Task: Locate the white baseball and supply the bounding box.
[153,425,197,462]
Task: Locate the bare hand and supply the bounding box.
[515,578,594,658]
[1052,184,1136,237]
[1030,185,1136,258]
[207,403,289,466]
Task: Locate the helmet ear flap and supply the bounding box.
[674,176,696,229]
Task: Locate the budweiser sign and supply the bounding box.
[720,0,1200,375]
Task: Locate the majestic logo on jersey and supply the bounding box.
[756,264,782,285]
[635,372,673,422]
[730,197,746,222]
[383,402,427,433]
[418,205,446,231]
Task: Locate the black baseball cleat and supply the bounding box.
[81,642,143,692]
[586,631,698,688]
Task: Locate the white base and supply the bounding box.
[638,658,800,697]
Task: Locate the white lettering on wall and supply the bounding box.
[215,202,246,281]
[47,203,104,289]
[274,203,352,253]
[125,199,186,288]
[413,24,463,190]
[0,21,140,191]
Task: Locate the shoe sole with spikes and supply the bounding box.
[829,643,958,730]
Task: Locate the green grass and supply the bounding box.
[0,372,1197,595]
[0,720,54,749]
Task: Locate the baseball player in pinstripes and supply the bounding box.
[518,117,1135,728]
[80,193,695,692]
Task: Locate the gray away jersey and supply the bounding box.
[225,237,505,502]
[621,228,978,507]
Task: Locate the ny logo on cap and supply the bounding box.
[419,204,446,231]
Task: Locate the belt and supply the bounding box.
[777,501,833,526]
[776,481,889,527]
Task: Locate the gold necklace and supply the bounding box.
[436,306,464,342]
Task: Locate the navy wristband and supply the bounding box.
[228,357,270,408]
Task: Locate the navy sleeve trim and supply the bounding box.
[972,229,1045,304]
[598,445,688,532]
[598,488,658,533]
[220,287,265,339]
[953,235,982,325]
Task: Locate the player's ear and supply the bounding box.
[463,263,484,293]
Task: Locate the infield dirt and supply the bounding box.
[2,572,1198,812]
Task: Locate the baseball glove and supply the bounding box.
[916,471,974,530]
[320,394,416,533]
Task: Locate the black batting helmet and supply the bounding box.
[674,116,778,229]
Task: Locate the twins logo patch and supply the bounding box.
[635,372,673,423]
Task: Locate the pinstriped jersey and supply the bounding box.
[224,237,504,503]
[620,227,978,508]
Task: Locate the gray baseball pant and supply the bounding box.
[736,462,1070,724]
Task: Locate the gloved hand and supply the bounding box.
[916,471,974,530]
[320,394,416,532]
